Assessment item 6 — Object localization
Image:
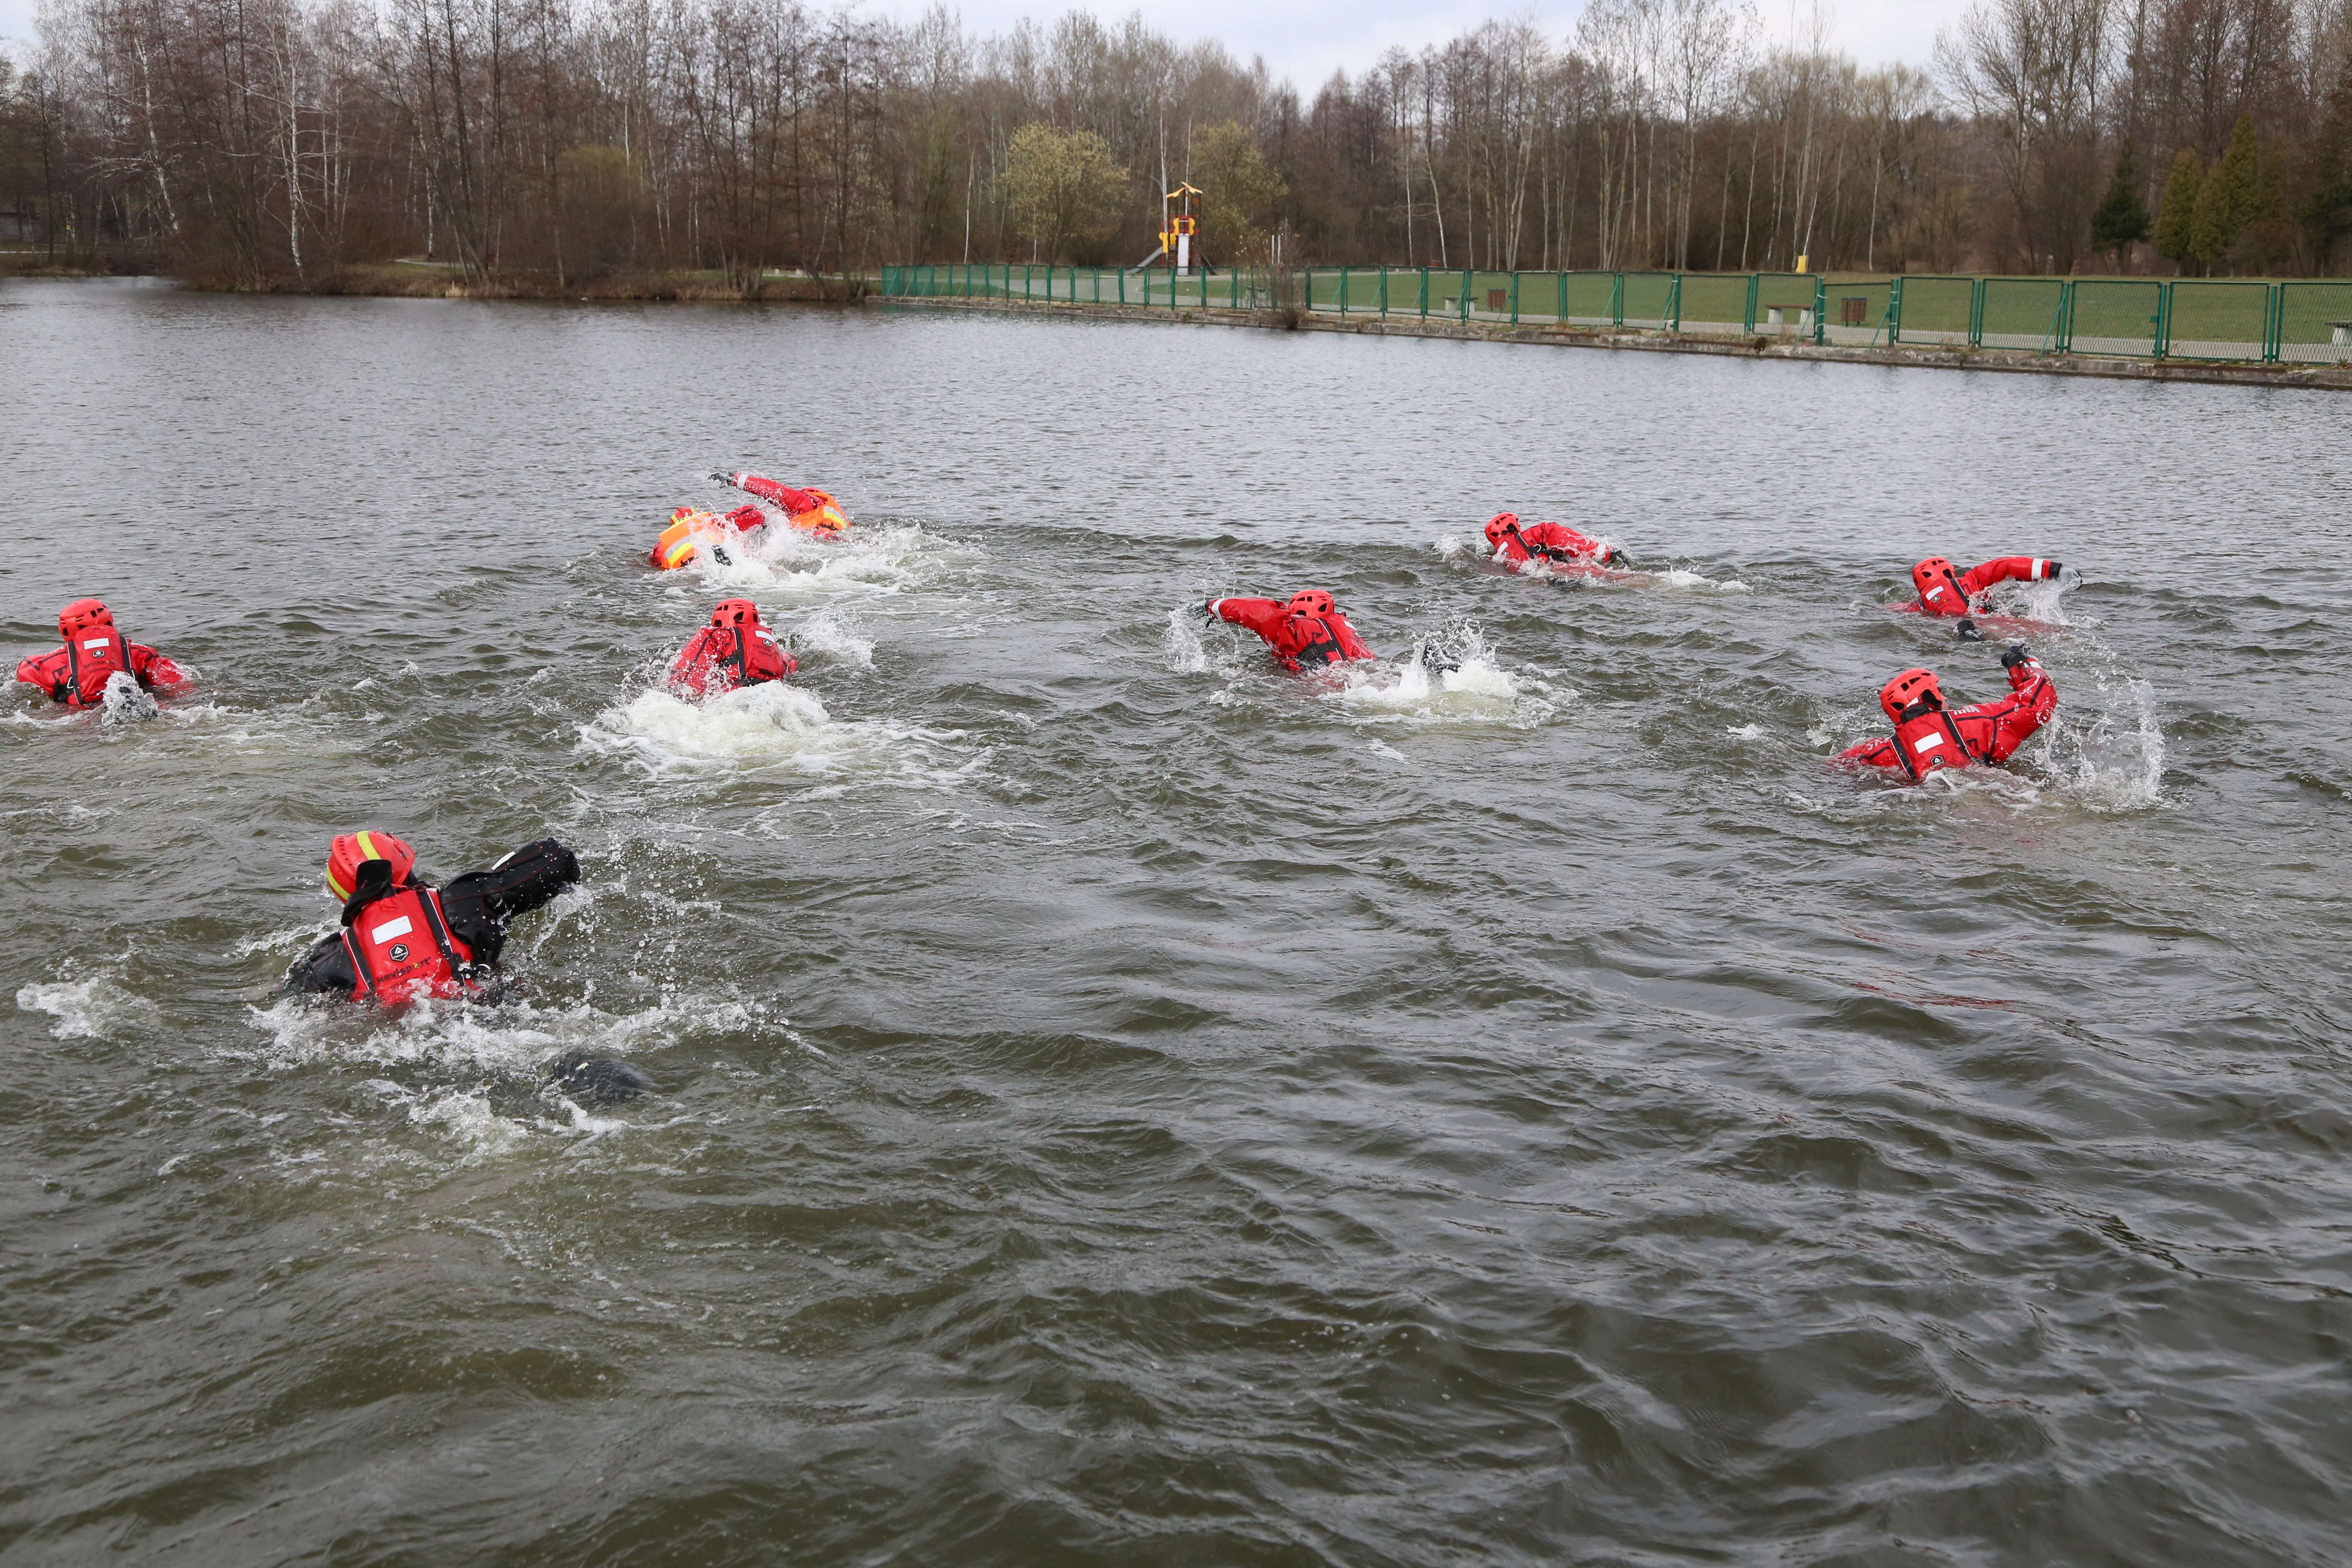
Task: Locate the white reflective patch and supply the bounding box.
[82,637,111,650]
[1912,732,1943,753]
[369,915,414,943]
[1923,586,1946,601]
[756,630,777,643]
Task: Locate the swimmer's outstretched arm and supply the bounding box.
[1204,597,1285,643]
[1959,557,2064,596]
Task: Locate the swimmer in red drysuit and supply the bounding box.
[1835,646,2057,782]
[650,504,769,569]
[1204,590,1377,672]
[15,598,187,708]
[284,831,580,1007]
[1483,512,1626,569]
[713,472,849,535]
[667,598,796,700]
[1907,555,2064,617]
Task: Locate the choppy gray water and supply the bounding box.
[4,279,2349,1565]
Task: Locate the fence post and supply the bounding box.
[1341,267,1351,316]
[1610,273,1624,328]
[2153,281,2168,358]
[1970,278,1985,347]
[1380,267,1390,318]
[1812,276,1827,344]
[1668,274,1682,332]
[1558,272,1568,323]
[2061,280,2077,354]
[1461,268,1472,322]
[2265,282,2283,362]
[1510,271,1521,325]
[1419,268,1429,319]
[1888,277,1905,343]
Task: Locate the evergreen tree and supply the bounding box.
[2300,54,2352,267]
[2155,147,2205,270]
[2089,143,2153,266]
[2191,115,2260,272]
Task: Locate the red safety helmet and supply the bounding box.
[1878,668,1946,723]
[326,830,418,902]
[1911,556,1963,608]
[1286,590,1337,617]
[59,598,113,638]
[709,599,761,629]
[1483,512,1520,545]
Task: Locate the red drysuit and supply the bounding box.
[668,615,796,700]
[1836,652,2058,781]
[1209,597,1376,672]
[726,474,825,515]
[16,635,186,708]
[1908,556,2062,616]
[1489,518,1612,567]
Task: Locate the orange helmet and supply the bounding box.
[1483,512,1519,545]
[1911,556,1963,608]
[1286,590,1337,617]
[59,598,113,638]
[327,830,417,902]
[710,598,761,629]
[1878,668,1945,723]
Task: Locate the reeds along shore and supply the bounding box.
[4,0,2351,293]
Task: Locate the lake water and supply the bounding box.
[5,279,2349,1564]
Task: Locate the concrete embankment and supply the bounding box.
[872,293,2352,393]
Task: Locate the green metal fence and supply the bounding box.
[878,265,2352,365]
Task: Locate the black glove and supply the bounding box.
[2000,643,2034,671]
[1202,597,1219,620]
[2045,559,2064,578]
[1956,617,1984,642]
[1606,548,1631,568]
[709,469,734,484]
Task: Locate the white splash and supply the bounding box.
[2032,671,2166,811]
[1162,606,1211,673]
[16,976,157,1041]
[1979,575,2076,626]
[395,1086,533,1161]
[680,519,968,600]
[577,679,971,790]
[1726,723,1767,739]
[1326,625,1556,727]
[1657,567,1750,593]
[787,606,876,670]
[99,671,159,723]
[239,991,718,1075]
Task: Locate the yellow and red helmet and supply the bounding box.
[1878,668,1946,723]
[327,830,417,902]
[1911,556,1963,607]
[709,598,761,629]
[59,598,113,639]
[1286,589,1337,617]
[1483,512,1520,545]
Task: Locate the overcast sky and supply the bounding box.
[0,0,1974,95]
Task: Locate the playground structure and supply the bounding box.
[1130,182,1204,276]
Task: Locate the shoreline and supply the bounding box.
[871,293,2352,392]
[0,259,865,301]
[12,264,2345,391]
